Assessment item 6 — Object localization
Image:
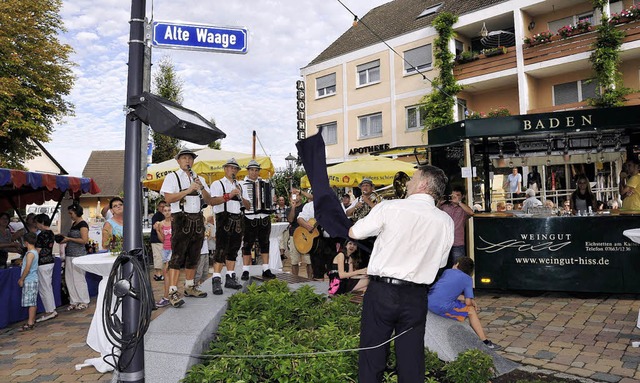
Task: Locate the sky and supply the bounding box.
[46,0,391,176]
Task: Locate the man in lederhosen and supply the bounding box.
[160,148,210,308]
[346,178,381,267]
[240,159,276,280]
[209,158,250,295]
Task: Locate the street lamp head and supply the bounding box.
[285,153,297,170]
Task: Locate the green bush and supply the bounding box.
[443,348,494,383]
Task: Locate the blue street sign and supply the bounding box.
[152,21,248,54]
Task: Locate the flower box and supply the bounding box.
[482,46,507,57]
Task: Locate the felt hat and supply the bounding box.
[174,148,198,160]
[223,158,240,169]
[359,178,373,187]
[246,159,261,170]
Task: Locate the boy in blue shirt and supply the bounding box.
[19,232,39,331]
[428,256,500,349]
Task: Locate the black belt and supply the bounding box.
[173,212,201,216]
[370,275,423,287]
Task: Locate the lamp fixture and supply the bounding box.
[480,22,488,37]
[528,21,536,31]
[352,15,358,27]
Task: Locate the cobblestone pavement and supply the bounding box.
[1,260,639,382]
[476,290,640,383]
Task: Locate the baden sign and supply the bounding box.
[152,21,248,54]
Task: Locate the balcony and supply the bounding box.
[523,19,640,66]
[527,92,640,114]
[453,47,517,80]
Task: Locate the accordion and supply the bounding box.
[244,179,274,214]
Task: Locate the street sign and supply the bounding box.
[152,21,248,54]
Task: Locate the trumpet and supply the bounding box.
[186,165,208,209]
[375,172,410,199]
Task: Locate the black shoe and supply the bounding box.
[262,269,276,279]
[212,277,223,295]
[241,271,250,281]
[483,339,501,350]
[225,274,242,290]
[153,274,164,281]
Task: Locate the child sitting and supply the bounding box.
[428,256,500,349]
[19,232,39,331]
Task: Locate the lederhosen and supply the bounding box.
[214,180,244,263]
[169,171,204,270]
[242,179,271,256]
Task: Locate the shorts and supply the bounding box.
[151,243,164,269]
[288,236,311,265]
[434,300,470,322]
[162,249,172,263]
[169,212,204,270]
[22,281,38,307]
[242,216,271,255]
[214,213,243,263]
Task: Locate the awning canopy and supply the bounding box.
[0,168,101,211]
[428,105,640,145]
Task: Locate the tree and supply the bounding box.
[151,56,183,163]
[207,118,221,149]
[0,0,75,169]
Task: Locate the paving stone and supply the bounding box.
[13,353,37,359]
[590,372,622,382]
[0,349,18,355]
[11,368,37,376]
[534,350,556,359]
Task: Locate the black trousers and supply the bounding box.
[359,279,428,383]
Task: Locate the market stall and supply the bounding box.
[425,105,640,293]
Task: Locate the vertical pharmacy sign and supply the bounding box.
[152,21,248,54]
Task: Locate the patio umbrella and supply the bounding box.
[481,30,515,48]
[143,148,275,191]
[299,156,416,188]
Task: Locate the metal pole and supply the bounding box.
[120,0,145,381]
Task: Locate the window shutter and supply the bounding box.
[554,82,579,105]
[357,60,380,72]
[404,45,432,71]
[316,73,336,90]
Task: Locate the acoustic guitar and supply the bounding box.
[293,218,320,254]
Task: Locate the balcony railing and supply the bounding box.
[523,19,640,66]
[453,47,517,80]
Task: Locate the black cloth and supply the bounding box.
[35,229,55,265]
[150,211,164,243]
[359,279,429,383]
[296,131,353,240]
[527,170,542,190]
[169,212,204,269]
[242,216,271,255]
[214,212,243,263]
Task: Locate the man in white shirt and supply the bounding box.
[240,159,276,280]
[209,158,250,295]
[349,165,454,383]
[160,148,211,307]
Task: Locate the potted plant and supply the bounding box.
[557,20,593,38]
[481,46,507,57]
[523,31,554,47]
[487,107,511,117]
[456,50,479,64]
[610,4,640,25]
[465,110,485,119]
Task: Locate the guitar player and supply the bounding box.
[297,192,338,281]
[286,189,312,279]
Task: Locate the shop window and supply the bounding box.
[358,113,383,138]
[319,122,337,145]
[406,106,423,131]
[553,79,598,105]
[404,44,432,74]
[357,60,380,87]
[316,73,336,98]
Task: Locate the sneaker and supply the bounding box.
[241,271,250,281]
[184,285,208,298]
[262,269,276,279]
[153,274,164,281]
[483,339,501,350]
[225,273,242,290]
[212,277,223,295]
[36,311,58,323]
[169,291,185,308]
[155,297,170,308]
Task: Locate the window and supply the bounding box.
[417,3,442,18]
[319,122,337,145]
[358,113,383,138]
[548,16,573,34]
[553,79,598,105]
[577,12,594,24]
[316,73,336,98]
[454,40,464,57]
[404,44,432,74]
[406,106,423,131]
[356,60,380,86]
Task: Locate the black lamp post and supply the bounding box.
[285,153,297,191]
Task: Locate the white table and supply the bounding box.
[623,228,640,329]
[268,222,289,272]
[73,252,119,373]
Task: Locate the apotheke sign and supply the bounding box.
[296,81,306,140]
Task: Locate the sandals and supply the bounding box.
[20,323,35,331]
[66,304,77,311]
[76,303,88,310]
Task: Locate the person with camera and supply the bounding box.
[60,204,90,311]
[439,185,474,268]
